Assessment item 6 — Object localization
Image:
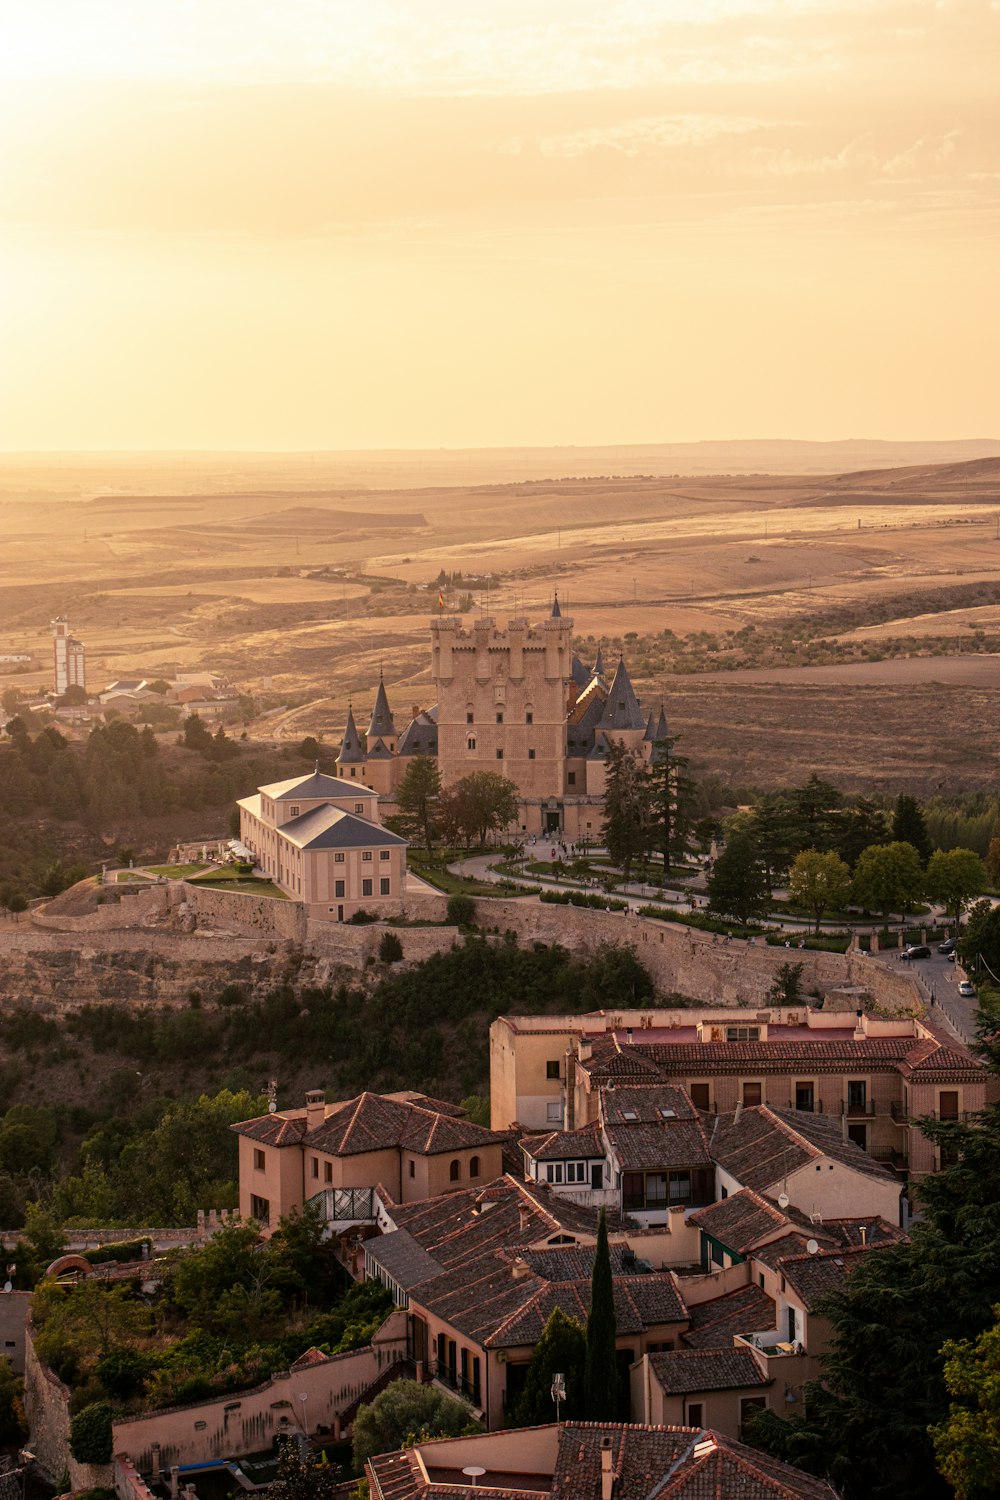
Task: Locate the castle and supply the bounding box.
[333,598,667,839]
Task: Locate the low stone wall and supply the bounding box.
[113,1309,408,1470]
[0,1290,31,1374]
[176,884,308,942]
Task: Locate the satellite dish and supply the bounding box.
[806,1239,819,1255]
[778,1193,790,1209]
[2,1281,11,1293]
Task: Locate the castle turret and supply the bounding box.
[599,656,645,735]
[367,674,397,749]
[336,706,367,781]
[592,644,606,682]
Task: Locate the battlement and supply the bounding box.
[430,613,573,645]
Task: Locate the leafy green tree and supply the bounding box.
[34,1280,151,1374]
[439,772,518,849]
[182,714,212,751]
[986,820,1000,888]
[170,1220,265,1331]
[513,1306,586,1425]
[852,841,923,919]
[707,830,770,924]
[395,756,442,852]
[931,1308,1000,1500]
[960,900,1000,983]
[788,849,853,933]
[892,794,933,867]
[769,962,804,1006]
[926,848,986,928]
[0,1359,26,1449]
[267,1438,345,1500]
[69,1402,113,1464]
[352,1380,476,1468]
[602,742,649,883]
[585,1209,618,1421]
[646,737,695,877]
[459,1095,490,1127]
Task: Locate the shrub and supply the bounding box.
[69,1401,114,1464]
[446,894,476,928]
[378,932,403,964]
[348,909,378,925]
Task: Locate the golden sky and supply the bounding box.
[1,0,998,449]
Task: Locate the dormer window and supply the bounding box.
[622,1109,639,1121]
[289,805,299,817]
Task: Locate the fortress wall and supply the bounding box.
[471,898,922,1014]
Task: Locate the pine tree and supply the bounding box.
[585,1209,619,1421]
[646,736,694,880]
[396,755,442,851]
[513,1306,586,1425]
[892,794,933,867]
[602,742,648,883]
[707,829,770,924]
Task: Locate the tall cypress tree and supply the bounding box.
[585,1209,619,1420]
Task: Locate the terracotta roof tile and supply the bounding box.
[777,1242,898,1307]
[682,1284,777,1349]
[520,1122,604,1162]
[688,1189,791,1255]
[649,1347,770,1395]
[710,1107,897,1193]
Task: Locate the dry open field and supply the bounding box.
[1,444,998,792]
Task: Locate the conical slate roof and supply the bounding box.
[551,593,562,618]
[650,706,671,763]
[655,705,669,740]
[600,656,645,731]
[337,706,366,764]
[570,655,591,689]
[593,645,606,680]
[643,710,657,743]
[367,675,396,740]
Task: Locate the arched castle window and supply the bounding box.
[470,1155,480,1179]
[467,735,477,751]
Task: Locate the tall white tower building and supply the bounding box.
[51,616,86,696]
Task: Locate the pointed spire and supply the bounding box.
[367,674,396,741]
[593,644,606,681]
[599,656,645,731]
[551,592,562,618]
[643,710,656,743]
[655,704,669,740]
[337,704,366,763]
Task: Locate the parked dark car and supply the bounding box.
[937,938,957,955]
[901,945,931,960]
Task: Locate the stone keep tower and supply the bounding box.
[431,611,573,797]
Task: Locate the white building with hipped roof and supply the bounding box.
[237,769,407,921]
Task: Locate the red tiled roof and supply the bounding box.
[232,1091,505,1157]
[682,1284,776,1350]
[631,1034,981,1080]
[710,1106,897,1193]
[520,1122,604,1162]
[649,1347,770,1396]
[777,1242,898,1307]
[688,1189,791,1254]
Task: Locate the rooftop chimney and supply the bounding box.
[305,1089,326,1131]
[518,1202,531,1234]
[600,1437,614,1500]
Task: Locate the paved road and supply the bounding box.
[867,943,980,1045]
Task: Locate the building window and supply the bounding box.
[467,736,477,751]
[250,1195,270,1226]
[846,1123,867,1149]
[566,1163,586,1183]
[361,878,372,896]
[380,878,390,895]
[795,1083,815,1112]
[350,767,356,777]
[253,1149,265,1171]
[546,1102,562,1123]
[335,880,345,898]
[311,1157,319,1179]
[363,850,373,861]
[528,748,536,760]
[335,852,345,863]
[726,1026,760,1042]
[355,802,365,813]
[496,711,504,724]
[689,1083,710,1111]
[467,711,474,724]
[450,1160,461,1182]
[380,849,391,860]
[289,805,299,817]
[409,1160,415,1178]
[546,1060,560,1079]
[567,771,576,785]
[939,1091,959,1120]
[546,1163,564,1184]
[743,1081,762,1107]
[470,1155,480,1179]
[847,1080,867,1114]
[496,748,504,759]
[526,711,533,724]
[324,1161,333,1183]
[687,1403,703,1427]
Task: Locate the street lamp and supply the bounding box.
[551,1372,566,1422]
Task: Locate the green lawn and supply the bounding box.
[145,863,208,878]
[409,854,538,898]
[186,875,287,899]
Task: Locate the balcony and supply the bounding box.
[842,1100,875,1118]
[305,1187,377,1228]
[433,1359,482,1409]
[736,1333,802,1360]
[870,1146,908,1171]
